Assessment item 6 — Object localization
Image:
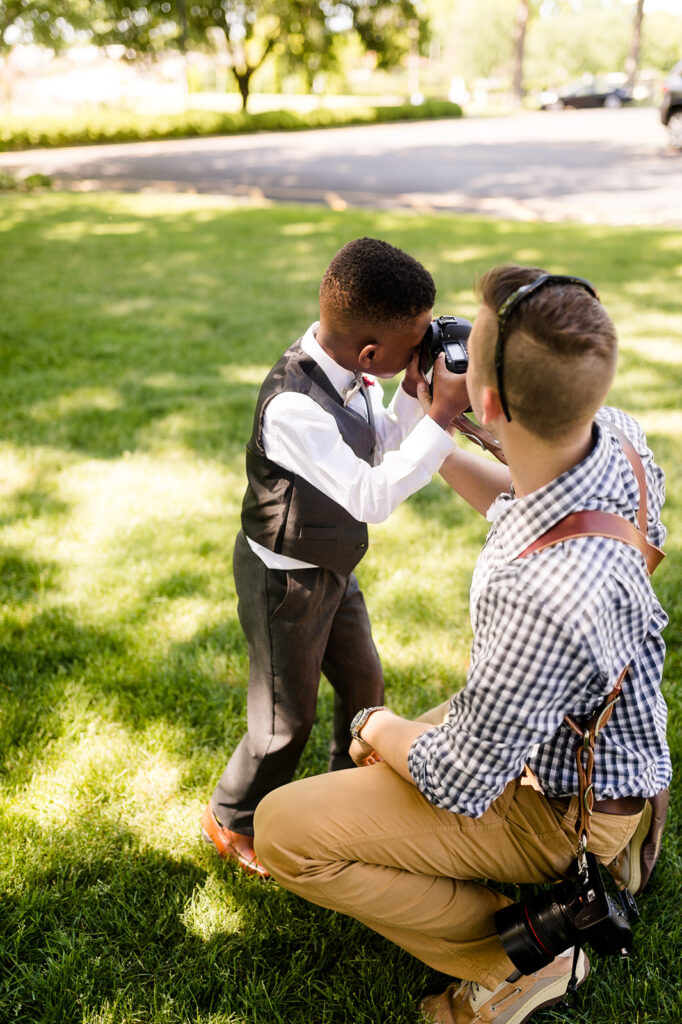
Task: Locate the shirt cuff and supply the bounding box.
[399,413,456,470]
[392,380,424,421]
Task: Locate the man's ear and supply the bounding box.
[358,344,377,370]
[481,385,504,426]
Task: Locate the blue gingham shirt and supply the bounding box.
[408,407,671,817]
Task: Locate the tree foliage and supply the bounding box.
[2,0,682,107]
[87,0,425,109]
[0,0,90,54]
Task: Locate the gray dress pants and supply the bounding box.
[211,530,384,835]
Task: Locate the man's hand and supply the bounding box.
[348,709,432,783]
[427,354,471,431]
[349,736,384,767]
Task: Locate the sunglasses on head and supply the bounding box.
[494,273,600,422]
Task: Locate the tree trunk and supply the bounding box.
[235,69,252,112]
[219,23,252,113]
[510,0,530,105]
[625,0,645,92]
[220,23,277,114]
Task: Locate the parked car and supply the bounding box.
[660,60,682,149]
[540,81,632,110]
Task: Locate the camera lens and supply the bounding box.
[495,884,578,975]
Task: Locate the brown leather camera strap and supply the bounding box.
[516,427,664,845]
[519,509,654,566]
[452,413,508,464]
[564,666,629,845]
[518,428,664,574]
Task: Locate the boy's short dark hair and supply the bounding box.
[320,237,435,326]
[477,263,618,439]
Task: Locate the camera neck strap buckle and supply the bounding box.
[565,663,627,846]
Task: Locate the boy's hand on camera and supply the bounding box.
[429,354,470,432]
[416,379,432,416]
[401,351,422,398]
[350,737,383,767]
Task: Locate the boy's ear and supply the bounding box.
[481,385,504,426]
[358,344,377,370]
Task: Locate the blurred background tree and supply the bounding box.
[1,0,681,113]
[84,0,427,110]
[423,0,681,100]
[0,0,91,54]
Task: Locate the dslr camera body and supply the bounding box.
[419,315,472,381]
[495,852,639,975]
[418,313,508,463]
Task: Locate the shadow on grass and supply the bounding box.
[0,575,461,802]
[0,486,70,530]
[0,547,62,604]
[1,198,681,463]
[0,809,434,1024]
[0,378,262,463]
[0,602,240,790]
[2,799,679,1024]
[0,604,128,790]
[1,197,681,1024]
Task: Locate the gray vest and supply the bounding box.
[241,340,377,574]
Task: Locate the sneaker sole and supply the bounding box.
[498,953,590,1024]
[624,799,652,895]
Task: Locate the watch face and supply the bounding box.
[350,706,384,739]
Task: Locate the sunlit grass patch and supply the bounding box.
[0,193,680,1024]
[180,876,247,941]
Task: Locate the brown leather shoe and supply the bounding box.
[200,802,270,879]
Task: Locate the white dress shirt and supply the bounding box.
[247,323,455,569]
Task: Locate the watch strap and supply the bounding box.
[350,705,388,741]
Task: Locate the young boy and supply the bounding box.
[253,265,670,1022]
[201,237,468,876]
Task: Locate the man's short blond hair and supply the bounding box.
[477,264,618,440]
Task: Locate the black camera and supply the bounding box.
[494,853,639,975]
[419,315,472,381]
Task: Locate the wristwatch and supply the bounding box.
[350,706,388,741]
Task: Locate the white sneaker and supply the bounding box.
[420,949,590,1024]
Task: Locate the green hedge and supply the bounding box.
[0,169,52,190]
[0,99,462,152]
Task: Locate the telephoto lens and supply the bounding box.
[494,853,639,975]
[494,878,581,974]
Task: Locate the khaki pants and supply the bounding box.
[254,758,642,990]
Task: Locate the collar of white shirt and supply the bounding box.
[301,322,362,399]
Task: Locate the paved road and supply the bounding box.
[3,107,681,225]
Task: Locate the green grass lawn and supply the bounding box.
[0,193,680,1024]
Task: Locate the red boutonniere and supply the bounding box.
[362,376,375,387]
